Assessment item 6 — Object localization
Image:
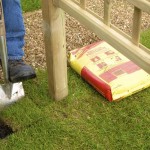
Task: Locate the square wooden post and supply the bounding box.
[41,0,68,100]
[132,6,142,46]
[104,0,112,26]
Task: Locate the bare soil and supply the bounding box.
[0,119,14,139]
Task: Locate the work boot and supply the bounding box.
[8,59,36,83]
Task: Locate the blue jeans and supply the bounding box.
[2,0,25,60]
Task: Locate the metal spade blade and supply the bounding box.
[0,82,25,109]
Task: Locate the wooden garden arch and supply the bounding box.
[41,0,150,100]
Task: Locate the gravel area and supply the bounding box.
[1,0,150,77]
[23,0,150,69]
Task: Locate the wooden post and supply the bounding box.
[132,6,142,46]
[126,0,150,14]
[57,0,150,74]
[104,0,112,26]
[80,0,86,9]
[41,0,68,100]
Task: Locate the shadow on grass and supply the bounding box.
[0,119,14,139]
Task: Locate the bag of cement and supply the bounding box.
[68,41,150,101]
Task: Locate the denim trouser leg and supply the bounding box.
[2,0,25,60]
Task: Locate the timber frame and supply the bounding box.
[42,0,150,100]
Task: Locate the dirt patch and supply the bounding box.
[0,119,14,139]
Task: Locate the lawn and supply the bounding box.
[21,0,41,12]
[0,1,150,150]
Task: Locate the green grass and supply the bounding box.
[141,29,150,49]
[21,0,41,12]
[0,36,150,149]
[0,2,150,149]
[0,67,150,149]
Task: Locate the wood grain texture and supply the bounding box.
[42,0,68,100]
[55,0,150,73]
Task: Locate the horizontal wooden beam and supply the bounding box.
[54,0,150,74]
[126,0,150,14]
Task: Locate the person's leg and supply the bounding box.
[2,0,36,82]
[3,0,25,59]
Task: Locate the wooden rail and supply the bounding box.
[42,0,150,100]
